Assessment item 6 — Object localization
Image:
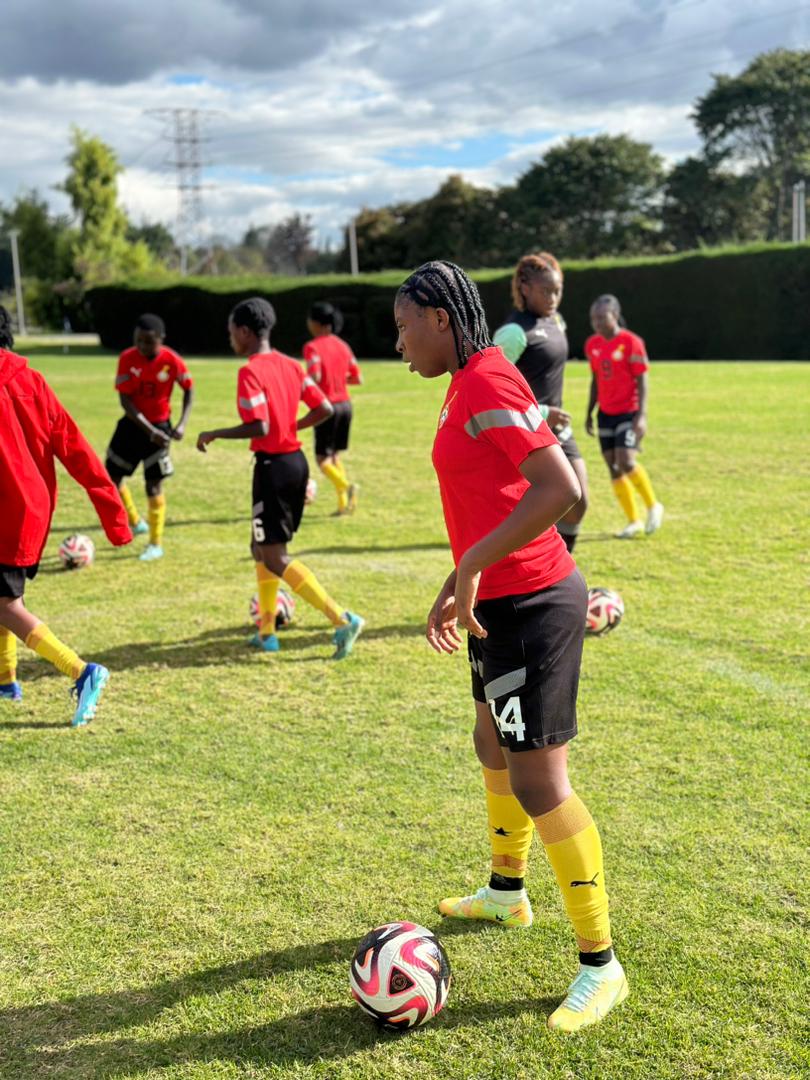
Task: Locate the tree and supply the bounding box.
[62,127,152,285]
[0,190,74,283]
[694,49,810,240]
[514,135,666,258]
[264,213,317,275]
[127,220,177,263]
[662,157,769,250]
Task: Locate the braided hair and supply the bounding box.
[511,252,562,311]
[398,260,491,368]
[0,305,14,349]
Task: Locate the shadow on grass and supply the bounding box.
[0,935,557,1076]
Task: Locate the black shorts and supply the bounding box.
[251,450,309,546]
[105,416,174,484]
[314,400,352,457]
[0,563,39,600]
[557,430,582,463]
[597,410,638,453]
[468,569,587,752]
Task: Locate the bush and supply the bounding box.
[87,244,810,359]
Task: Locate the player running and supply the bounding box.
[196,298,364,659]
[105,314,194,562]
[302,301,362,515]
[394,262,628,1033]
[584,295,664,538]
[492,253,588,552]
[0,305,132,722]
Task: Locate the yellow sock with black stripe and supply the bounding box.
[627,463,657,510]
[0,627,18,684]
[25,623,85,681]
[534,793,612,958]
[483,766,533,888]
[148,494,166,546]
[119,483,141,527]
[256,562,281,637]
[282,559,345,627]
[612,475,639,523]
[321,462,349,510]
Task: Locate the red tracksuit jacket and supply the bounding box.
[0,349,132,566]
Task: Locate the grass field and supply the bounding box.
[1,351,808,1080]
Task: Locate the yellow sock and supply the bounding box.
[627,463,657,510]
[256,563,281,637]
[483,766,533,881]
[0,627,17,684]
[148,494,166,546]
[534,793,612,953]
[282,559,345,627]
[321,461,349,510]
[25,623,85,681]
[612,475,640,523]
[119,483,141,526]
[334,459,348,482]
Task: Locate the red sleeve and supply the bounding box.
[237,366,269,423]
[465,370,558,470]
[302,341,322,384]
[174,353,193,390]
[301,370,327,410]
[42,377,132,546]
[115,350,136,395]
[347,352,361,385]
[628,333,649,375]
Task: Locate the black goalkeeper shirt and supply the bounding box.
[506,309,569,407]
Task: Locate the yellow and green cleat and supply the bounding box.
[438,886,533,928]
[547,958,629,1033]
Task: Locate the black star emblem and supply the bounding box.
[493,827,510,836]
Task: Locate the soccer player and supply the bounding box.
[196,297,364,659]
[302,301,362,515]
[394,262,628,1033]
[492,253,588,552]
[0,304,132,722]
[105,314,194,562]
[584,295,664,538]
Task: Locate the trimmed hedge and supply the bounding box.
[87,243,810,359]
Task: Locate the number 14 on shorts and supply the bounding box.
[488,696,526,742]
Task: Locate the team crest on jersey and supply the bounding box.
[438,392,457,428]
[612,345,625,361]
[156,365,171,382]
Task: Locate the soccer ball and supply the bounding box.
[349,922,451,1031]
[586,587,624,636]
[249,588,296,630]
[58,534,95,569]
[304,477,318,505]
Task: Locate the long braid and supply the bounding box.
[0,305,14,349]
[399,260,491,368]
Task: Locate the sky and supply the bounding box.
[1,0,808,249]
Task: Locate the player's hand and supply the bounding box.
[455,554,486,639]
[196,431,216,452]
[149,428,171,448]
[585,414,595,437]
[426,582,462,655]
[171,425,185,442]
[547,406,572,431]
[633,413,647,443]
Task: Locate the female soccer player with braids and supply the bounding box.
[492,252,588,552]
[394,262,628,1033]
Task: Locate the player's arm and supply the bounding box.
[456,445,581,637]
[196,419,267,452]
[172,386,194,441]
[200,368,271,451]
[633,370,648,442]
[347,355,363,386]
[296,374,333,431]
[585,375,598,436]
[119,393,170,447]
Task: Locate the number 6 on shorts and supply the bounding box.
[252,517,266,543]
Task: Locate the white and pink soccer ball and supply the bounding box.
[58,534,95,570]
[349,922,451,1031]
[249,588,296,630]
[586,587,625,636]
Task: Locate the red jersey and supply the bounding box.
[302,334,361,403]
[0,349,132,565]
[237,350,326,454]
[432,347,575,600]
[115,346,192,423]
[585,330,648,414]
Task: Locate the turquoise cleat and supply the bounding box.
[248,631,280,653]
[71,663,109,727]
[332,612,365,660]
[0,681,23,702]
[139,544,164,562]
[132,519,149,536]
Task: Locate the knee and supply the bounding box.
[510,774,570,818]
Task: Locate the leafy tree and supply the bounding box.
[0,190,74,282]
[662,157,769,250]
[694,49,810,239]
[127,220,177,263]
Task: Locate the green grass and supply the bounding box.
[0,354,808,1079]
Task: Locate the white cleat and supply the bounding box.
[645,502,664,534]
[615,521,644,539]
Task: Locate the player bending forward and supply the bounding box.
[0,305,132,722]
[196,298,364,659]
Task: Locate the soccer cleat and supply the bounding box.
[347,483,359,513]
[132,519,149,536]
[332,611,365,660]
[438,886,533,928]
[645,502,664,535]
[615,521,644,539]
[70,663,109,727]
[248,631,280,653]
[547,957,629,1033]
[0,681,23,702]
[139,544,164,562]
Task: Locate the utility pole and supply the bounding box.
[348,216,359,276]
[7,229,26,336]
[792,180,806,243]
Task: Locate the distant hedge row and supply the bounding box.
[87,244,810,359]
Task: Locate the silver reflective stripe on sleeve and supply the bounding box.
[464,404,544,439]
[302,376,317,390]
[239,392,267,409]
